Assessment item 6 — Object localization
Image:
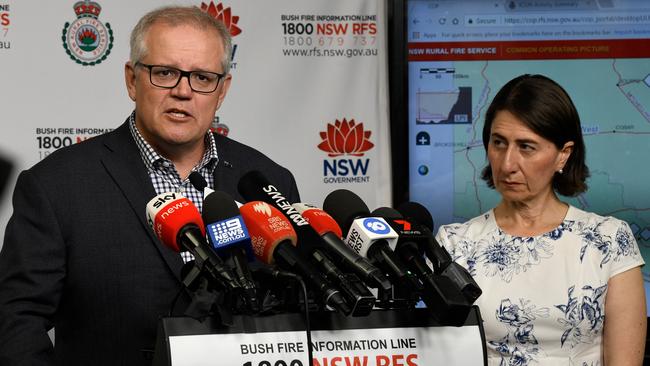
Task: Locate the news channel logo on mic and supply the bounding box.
[206,215,254,259]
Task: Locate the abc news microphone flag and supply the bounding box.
[0,0,391,244]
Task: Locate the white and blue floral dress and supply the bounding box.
[435,206,644,366]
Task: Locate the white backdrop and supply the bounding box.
[0,0,392,245]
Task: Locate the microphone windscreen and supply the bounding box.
[188,171,207,191]
[203,191,253,260]
[397,202,434,231]
[371,207,402,219]
[292,203,343,238]
[145,193,204,252]
[239,201,297,264]
[202,191,240,224]
[237,170,271,203]
[322,189,370,235]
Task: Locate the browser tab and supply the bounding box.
[504,0,599,12]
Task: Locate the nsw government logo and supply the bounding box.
[318,118,374,184]
[62,0,113,66]
[201,1,242,69]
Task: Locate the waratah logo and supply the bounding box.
[317,119,375,157]
[201,2,242,36]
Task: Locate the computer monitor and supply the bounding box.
[398,0,650,310]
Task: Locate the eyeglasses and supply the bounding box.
[136,62,225,93]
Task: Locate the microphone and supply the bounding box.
[396,201,450,271]
[309,249,376,316]
[396,201,482,304]
[188,171,214,198]
[238,171,390,291]
[292,203,391,291]
[145,192,241,290]
[237,171,378,315]
[202,191,259,313]
[239,201,351,314]
[372,207,473,325]
[322,190,423,303]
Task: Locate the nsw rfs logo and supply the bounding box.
[62,0,113,66]
[318,118,374,157]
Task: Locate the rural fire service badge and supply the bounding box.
[62,0,113,66]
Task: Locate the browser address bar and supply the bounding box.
[466,13,650,26]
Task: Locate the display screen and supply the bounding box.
[407,0,650,309]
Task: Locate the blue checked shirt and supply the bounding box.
[129,111,218,263]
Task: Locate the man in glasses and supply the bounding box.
[0,6,299,366]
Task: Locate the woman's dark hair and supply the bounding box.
[481,74,589,196]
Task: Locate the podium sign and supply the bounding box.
[154,308,486,366]
[170,331,308,366]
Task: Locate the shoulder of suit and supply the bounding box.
[212,132,282,167]
[29,128,117,173]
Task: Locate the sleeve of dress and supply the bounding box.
[608,219,645,278]
[435,225,456,254]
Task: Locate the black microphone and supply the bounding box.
[397,201,482,304]
[396,201,451,271]
[372,207,473,325]
[145,192,242,290]
[188,171,214,198]
[310,249,376,316]
[322,189,423,305]
[202,191,260,313]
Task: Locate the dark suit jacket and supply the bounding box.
[0,121,300,366]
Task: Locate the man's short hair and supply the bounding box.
[129,6,232,74]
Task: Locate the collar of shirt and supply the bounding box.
[128,110,219,215]
[128,111,219,180]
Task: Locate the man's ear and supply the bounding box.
[214,74,232,110]
[125,62,137,102]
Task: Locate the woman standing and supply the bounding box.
[436,74,646,365]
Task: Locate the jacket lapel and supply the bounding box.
[100,121,183,280]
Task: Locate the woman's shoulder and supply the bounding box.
[565,206,643,272]
[437,210,498,241]
[566,205,632,234]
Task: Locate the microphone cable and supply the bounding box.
[252,266,314,366]
[295,276,314,366]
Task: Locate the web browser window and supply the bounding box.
[407,0,650,308]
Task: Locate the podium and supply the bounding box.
[153,306,486,366]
